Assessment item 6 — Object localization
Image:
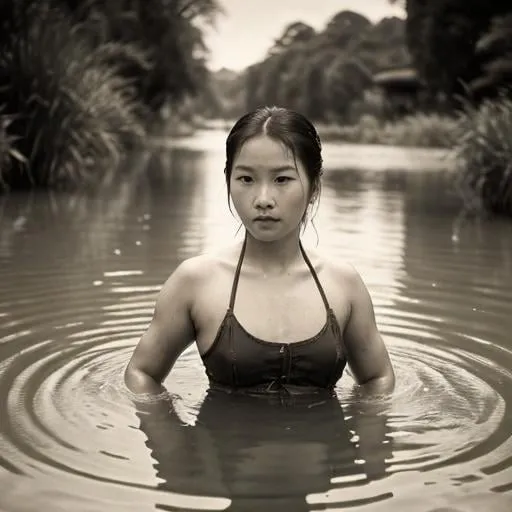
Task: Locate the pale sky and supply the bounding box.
[205,0,405,71]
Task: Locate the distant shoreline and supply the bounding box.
[158,116,454,151]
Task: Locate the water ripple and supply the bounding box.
[0,294,511,511]
[1,156,512,511]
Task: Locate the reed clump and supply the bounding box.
[0,5,149,189]
[453,92,512,215]
[318,112,458,148]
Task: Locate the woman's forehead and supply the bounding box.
[235,136,296,165]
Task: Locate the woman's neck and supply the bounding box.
[242,230,304,276]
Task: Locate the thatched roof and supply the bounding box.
[372,68,422,88]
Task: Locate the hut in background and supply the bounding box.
[372,67,424,118]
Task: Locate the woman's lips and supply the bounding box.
[254,217,279,221]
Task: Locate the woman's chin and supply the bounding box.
[245,224,299,243]
[248,232,281,243]
[245,227,281,242]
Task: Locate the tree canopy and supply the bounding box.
[217,10,411,122]
[396,0,512,106]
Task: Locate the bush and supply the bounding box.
[381,113,459,148]
[317,112,459,148]
[0,110,26,184]
[453,93,512,215]
[0,5,148,190]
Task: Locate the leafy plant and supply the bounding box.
[317,112,459,148]
[453,93,512,215]
[0,5,148,189]
[238,11,410,120]
[0,109,28,188]
[64,0,221,113]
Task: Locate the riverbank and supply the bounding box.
[147,128,453,174]
[179,112,458,150]
[169,107,512,216]
[315,113,458,149]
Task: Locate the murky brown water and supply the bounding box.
[1,131,511,512]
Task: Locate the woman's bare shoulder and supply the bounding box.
[305,245,360,282]
[167,243,242,284]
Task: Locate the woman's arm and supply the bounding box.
[342,265,395,395]
[124,259,197,395]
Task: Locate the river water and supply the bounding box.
[0,130,511,511]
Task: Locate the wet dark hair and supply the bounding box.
[224,106,323,227]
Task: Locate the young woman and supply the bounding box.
[124,106,395,397]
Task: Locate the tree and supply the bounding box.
[325,56,373,122]
[274,47,308,109]
[470,13,512,99]
[244,64,265,111]
[55,0,221,112]
[296,48,339,120]
[257,52,292,107]
[398,0,511,107]
[354,17,411,71]
[322,10,372,50]
[268,22,316,56]
[224,8,410,121]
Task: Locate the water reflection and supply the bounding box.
[0,133,512,511]
[319,169,407,304]
[137,390,393,511]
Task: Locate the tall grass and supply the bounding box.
[453,93,512,215]
[317,113,459,148]
[0,5,149,190]
[316,99,512,217]
[0,109,27,185]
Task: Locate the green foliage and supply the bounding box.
[403,0,511,106]
[381,113,458,147]
[275,48,308,108]
[317,112,458,148]
[218,11,411,122]
[354,16,411,71]
[60,0,221,112]
[0,110,27,183]
[325,57,373,122]
[296,48,339,120]
[267,22,316,56]
[454,94,512,215]
[322,10,372,49]
[0,5,146,189]
[470,13,512,99]
[257,53,291,108]
[0,0,222,189]
[476,12,512,58]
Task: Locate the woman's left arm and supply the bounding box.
[342,265,395,395]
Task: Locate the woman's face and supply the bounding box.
[229,135,313,242]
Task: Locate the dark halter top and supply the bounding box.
[201,237,346,393]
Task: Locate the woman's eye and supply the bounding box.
[276,176,293,184]
[237,176,253,183]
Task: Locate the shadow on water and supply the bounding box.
[136,389,394,511]
[0,148,206,267]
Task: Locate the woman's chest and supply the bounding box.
[192,266,350,354]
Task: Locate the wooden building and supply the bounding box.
[372,67,424,117]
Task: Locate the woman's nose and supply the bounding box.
[254,185,275,208]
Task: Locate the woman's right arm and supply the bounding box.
[124,259,197,395]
